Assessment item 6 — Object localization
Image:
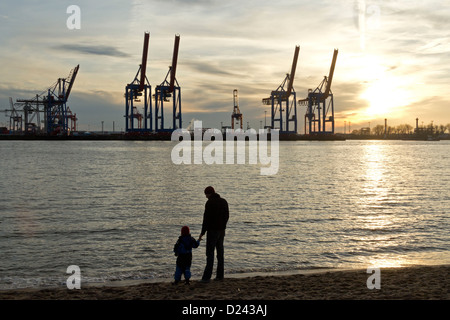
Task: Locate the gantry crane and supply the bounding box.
[125,32,152,132]
[6,97,22,133]
[300,49,338,134]
[231,89,243,130]
[262,46,300,133]
[154,34,182,132]
[13,64,79,135]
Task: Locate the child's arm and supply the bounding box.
[192,237,200,248]
[173,239,180,255]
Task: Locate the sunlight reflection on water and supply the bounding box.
[0,140,449,288]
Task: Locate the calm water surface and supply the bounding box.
[0,140,449,289]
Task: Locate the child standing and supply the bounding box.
[173,226,201,285]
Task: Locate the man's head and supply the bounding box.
[204,186,215,198]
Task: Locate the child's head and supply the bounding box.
[181,226,190,236]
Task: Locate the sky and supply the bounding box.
[0,0,449,132]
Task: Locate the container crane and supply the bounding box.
[125,32,152,132]
[15,64,79,135]
[1,98,23,134]
[7,97,23,133]
[262,46,300,134]
[231,89,243,130]
[154,34,182,132]
[300,49,338,134]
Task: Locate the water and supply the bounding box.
[0,139,449,289]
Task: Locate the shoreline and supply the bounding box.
[0,267,347,292]
[1,264,448,300]
[1,132,448,141]
[79,266,343,289]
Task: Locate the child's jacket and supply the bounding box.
[174,235,200,267]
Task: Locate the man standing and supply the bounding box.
[199,186,229,283]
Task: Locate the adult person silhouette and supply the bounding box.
[198,186,229,283]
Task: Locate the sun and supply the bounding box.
[355,55,413,118]
[361,77,411,117]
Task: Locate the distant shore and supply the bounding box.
[1,264,448,300]
[1,132,448,141]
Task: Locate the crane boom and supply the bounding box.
[323,49,338,99]
[169,34,180,93]
[65,64,79,102]
[16,65,79,104]
[233,89,240,113]
[139,32,150,92]
[285,45,300,99]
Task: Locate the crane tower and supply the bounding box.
[262,46,300,134]
[231,89,243,130]
[300,49,338,135]
[15,64,79,135]
[154,34,182,132]
[125,32,152,132]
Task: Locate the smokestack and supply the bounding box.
[416,118,419,130]
[384,118,387,136]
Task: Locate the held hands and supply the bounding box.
[198,234,203,242]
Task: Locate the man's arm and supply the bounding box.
[199,202,209,237]
[224,199,229,225]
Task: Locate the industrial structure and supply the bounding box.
[231,89,243,130]
[300,49,338,135]
[125,32,152,132]
[1,65,79,135]
[124,33,182,133]
[4,97,22,134]
[262,46,300,134]
[154,34,182,132]
[0,33,346,140]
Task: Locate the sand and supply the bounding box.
[0,265,448,300]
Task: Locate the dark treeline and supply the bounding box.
[351,122,450,137]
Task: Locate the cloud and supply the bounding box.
[2,1,450,132]
[55,44,130,58]
[184,60,237,77]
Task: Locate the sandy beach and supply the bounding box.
[0,265,448,300]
